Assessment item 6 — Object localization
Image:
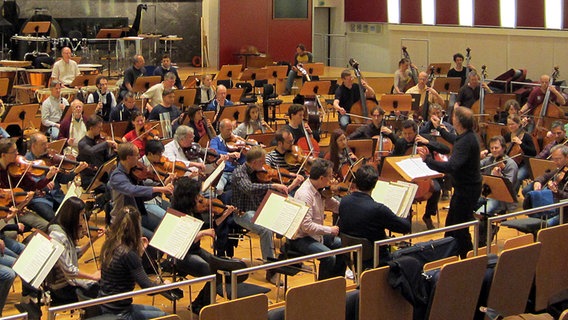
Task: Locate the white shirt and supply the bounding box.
[51,59,80,85]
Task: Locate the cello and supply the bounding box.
[348,58,377,124]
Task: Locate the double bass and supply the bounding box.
[348,58,377,123]
[402,46,419,92]
[297,64,324,136]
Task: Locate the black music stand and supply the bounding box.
[428,63,451,76]
[22,21,50,57]
[216,64,243,88]
[239,68,268,96]
[265,65,288,93]
[96,29,122,77]
[432,77,461,93]
[299,81,331,97]
[380,94,412,114]
[3,103,38,133]
[69,74,98,88]
[132,76,161,95]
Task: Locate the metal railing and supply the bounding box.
[229,245,363,300]
[46,275,216,320]
[486,200,568,253]
[0,313,28,320]
[373,220,480,267]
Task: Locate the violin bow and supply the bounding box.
[6,173,19,225]
[82,210,99,269]
[14,161,32,191]
[131,123,160,143]
[276,164,283,185]
[110,122,115,142]
[148,161,166,187]
[296,149,313,175]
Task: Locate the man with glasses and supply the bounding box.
[348,106,397,141]
[163,125,205,172]
[290,158,345,280]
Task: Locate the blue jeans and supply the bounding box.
[515,164,530,195]
[28,196,56,222]
[116,304,167,320]
[142,201,168,233]
[234,210,274,261]
[46,126,60,141]
[338,114,350,130]
[0,265,15,316]
[285,70,299,92]
[290,235,345,280]
[216,172,232,194]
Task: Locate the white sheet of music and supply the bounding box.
[13,232,64,288]
[396,157,441,179]
[254,192,309,238]
[392,181,418,218]
[372,180,408,217]
[150,210,203,260]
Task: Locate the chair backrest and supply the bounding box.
[487,242,542,317]
[285,277,346,320]
[152,315,182,320]
[535,224,568,311]
[466,243,499,257]
[208,255,249,284]
[339,233,374,262]
[428,255,488,320]
[236,82,253,94]
[359,267,413,320]
[503,233,534,251]
[423,256,459,272]
[200,294,268,320]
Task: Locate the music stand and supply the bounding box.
[69,74,98,88]
[299,81,331,97]
[132,76,161,94]
[216,64,243,88]
[226,88,244,103]
[379,94,412,113]
[102,121,130,139]
[203,111,215,123]
[528,158,557,180]
[302,63,324,79]
[95,29,122,77]
[482,175,517,204]
[22,21,51,59]
[239,68,268,82]
[85,158,117,193]
[428,63,451,76]
[175,89,197,109]
[432,77,461,93]
[3,103,38,132]
[47,139,67,154]
[219,105,247,122]
[246,133,276,146]
[265,65,288,92]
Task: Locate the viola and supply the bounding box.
[196,196,244,217]
[320,181,351,199]
[42,149,97,173]
[255,164,295,184]
[131,161,168,182]
[184,142,220,164]
[8,155,52,177]
[284,145,314,172]
[155,156,195,178]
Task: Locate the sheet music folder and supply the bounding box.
[384,155,443,181]
[252,190,309,239]
[150,208,204,260]
[13,231,64,289]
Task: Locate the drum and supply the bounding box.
[35,87,77,103]
[83,84,119,96]
[26,69,52,87]
[11,35,50,61]
[0,67,24,93]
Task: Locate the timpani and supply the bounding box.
[35,87,78,103]
[0,60,32,68]
[82,84,119,96]
[0,67,25,93]
[26,69,52,88]
[78,64,103,75]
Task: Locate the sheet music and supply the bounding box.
[396,157,441,179]
[392,181,418,218]
[254,192,309,238]
[372,180,408,216]
[202,161,225,193]
[150,210,203,260]
[13,233,64,288]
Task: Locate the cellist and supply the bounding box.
[332,69,375,130]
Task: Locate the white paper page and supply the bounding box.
[33,239,65,288]
[396,157,440,179]
[372,180,407,214]
[150,213,204,260]
[255,194,301,235]
[13,233,63,288]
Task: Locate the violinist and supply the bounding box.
[392,120,450,229]
[109,92,137,123]
[77,115,118,190]
[58,99,87,157]
[123,109,154,157]
[25,132,88,221]
[348,106,396,141]
[108,143,174,227]
[405,71,445,108]
[520,74,566,117]
[41,80,69,141]
[284,104,312,144]
[265,128,304,189]
[142,72,177,115]
[419,103,455,135]
[524,145,568,227]
[163,125,206,172]
[324,129,357,180]
[210,119,246,195]
[233,104,271,138]
[0,139,58,232]
[504,114,536,194]
[333,69,375,130]
[454,71,493,109]
[231,146,288,283]
[86,76,117,122]
[536,121,566,159]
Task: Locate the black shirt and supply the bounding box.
[455,84,480,108]
[447,68,467,86]
[334,83,361,113]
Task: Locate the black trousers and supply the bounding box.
[444,183,482,258]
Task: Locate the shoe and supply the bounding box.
[265,270,282,286]
[441,193,450,201]
[423,216,435,230]
[345,269,354,280]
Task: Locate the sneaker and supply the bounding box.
[345,269,354,280]
[422,216,435,230]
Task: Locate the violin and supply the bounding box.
[196,196,244,217]
[320,181,351,199]
[154,156,196,178]
[8,155,52,177]
[255,164,295,185]
[0,188,34,219]
[184,142,220,164]
[136,123,161,142]
[284,145,314,173]
[42,149,97,173]
[131,161,169,182]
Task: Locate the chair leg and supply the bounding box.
[188,285,194,320]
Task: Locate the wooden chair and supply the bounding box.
[199,294,268,320]
[152,315,182,320]
[339,233,374,282]
[486,243,542,317]
[428,255,488,320]
[359,266,413,320]
[285,277,345,320]
[466,243,499,257]
[423,256,459,272]
[534,224,568,311]
[503,233,533,251]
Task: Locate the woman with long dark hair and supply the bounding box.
[325,128,357,179]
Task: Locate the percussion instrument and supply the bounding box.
[26,69,52,88]
[0,60,32,68]
[35,87,78,103]
[0,67,25,93]
[11,35,50,43]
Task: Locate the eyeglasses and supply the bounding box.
[4,150,18,155]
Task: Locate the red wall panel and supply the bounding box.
[436,0,459,25]
[345,0,387,22]
[474,0,500,26]
[400,0,422,24]
[517,0,545,28]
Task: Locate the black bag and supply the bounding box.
[390,237,458,265]
[387,255,432,320]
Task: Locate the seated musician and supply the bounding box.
[392,120,450,229]
[348,106,396,141]
[147,89,182,128]
[447,52,476,86]
[86,76,117,122]
[233,104,271,138]
[290,158,345,280]
[197,74,215,106]
[393,58,416,94]
[118,54,145,101]
[153,54,183,89]
[0,138,58,232]
[338,165,411,267]
[494,99,524,125]
[109,92,137,123]
[504,114,537,194]
[405,71,445,112]
[333,69,376,130]
[420,103,455,135]
[162,125,206,171]
[41,80,69,141]
[184,105,209,143]
[210,119,246,195]
[231,146,289,283]
[284,104,312,144]
[265,128,304,190]
[142,72,177,115]
[77,115,118,191]
[123,109,154,157]
[58,99,87,157]
[108,143,174,230]
[325,129,357,180]
[453,70,493,109]
[536,120,567,159]
[205,84,233,130]
[25,132,88,222]
[524,145,568,227]
[520,74,566,120]
[477,135,518,246]
[51,47,80,87]
[283,43,313,96]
